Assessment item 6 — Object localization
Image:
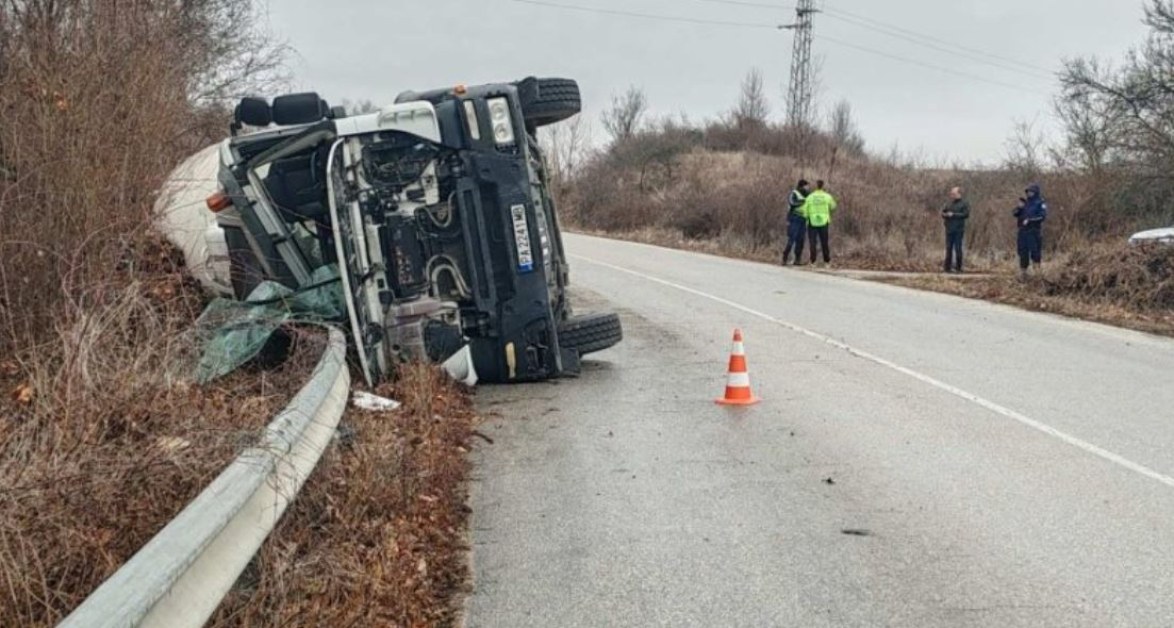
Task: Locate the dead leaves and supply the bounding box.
[10,382,33,405]
[0,361,20,378]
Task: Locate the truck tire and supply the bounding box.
[516,77,582,128]
[559,312,623,356]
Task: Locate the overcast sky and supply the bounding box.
[265,0,1151,164]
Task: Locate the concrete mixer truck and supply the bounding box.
[155,78,621,386]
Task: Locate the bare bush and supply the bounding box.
[0,0,284,352]
[1004,119,1051,176]
[0,1,298,624]
[540,115,593,198]
[601,85,648,142]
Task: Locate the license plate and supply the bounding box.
[510,204,534,273]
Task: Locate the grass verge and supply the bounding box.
[573,229,1174,336]
[211,363,477,627]
[570,226,1002,273]
[872,243,1174,336]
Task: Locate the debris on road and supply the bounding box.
[192,266,345,383]
[442,346,479,387]
[351,391,402,413]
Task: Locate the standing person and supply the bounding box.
[1013,183,1048,277]
[804,180,838,266]
[942,186,971,273]
[782,179,810,265]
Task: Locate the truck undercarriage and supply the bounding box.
[204,78,621,385]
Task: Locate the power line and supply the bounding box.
[693,0,1055,79]
[819,34,1050,95]
[822,9,1055,78]
[823,6,1055,75]
[508,0,778,29]
[497,0,1043,94]
[821,12,1054,81]
[695,0,795,9]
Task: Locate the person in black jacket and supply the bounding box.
[1013,183,1048,277]
[941,186,971,273]
[782,179,810,265]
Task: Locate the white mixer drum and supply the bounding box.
[153,143,232,296]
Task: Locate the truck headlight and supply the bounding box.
[487,97,515,146]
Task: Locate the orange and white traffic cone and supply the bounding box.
[716,329,760,406]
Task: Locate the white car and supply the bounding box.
[1129,227,1174,245]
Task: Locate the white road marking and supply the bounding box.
[574,254,1174,490]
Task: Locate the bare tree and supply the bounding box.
[828,100,865,154]
[1058,1,1174,173]
[734,68,770,127]
[1004,119,1049,175]
[540,116,593,188]
[1052,61,1120,172]
[601,86,648,142]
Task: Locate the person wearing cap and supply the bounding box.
[941,186,970,273]
[803,180,838,266]
[782,179,810,265]
[1013,183,1048,277]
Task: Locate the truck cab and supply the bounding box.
[204,78,620,385]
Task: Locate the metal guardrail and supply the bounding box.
[59,328,351,628]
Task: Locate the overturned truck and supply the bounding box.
[165,78,621,385]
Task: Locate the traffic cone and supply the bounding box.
[716,329,760,406]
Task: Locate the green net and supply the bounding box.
[193,265,346,383]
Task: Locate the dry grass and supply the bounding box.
[3,6,477,626]
[566,122,1140,273]
[571,225,999,273]
[565,122,1173,332]
[0,260,324,626]
[211,364,477,628]
[874,244,1174,336]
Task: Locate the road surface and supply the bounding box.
[464,234,1174,627]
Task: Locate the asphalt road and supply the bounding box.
[464,234,1174,628]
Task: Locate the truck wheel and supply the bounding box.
[559,312,622,356]
[516,77,581,128]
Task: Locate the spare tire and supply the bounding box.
[559,312,623,356]
[516,77,582,128]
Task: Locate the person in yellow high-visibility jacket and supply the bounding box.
[800,179,838,265]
